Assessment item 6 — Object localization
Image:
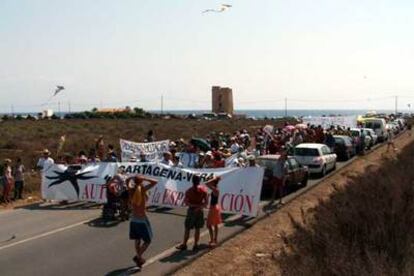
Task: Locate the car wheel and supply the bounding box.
[333,162,337,171]
[301,176,308,187]
[320,165,327,177]
[346,152,351,161]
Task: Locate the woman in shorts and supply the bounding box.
[206,176,222,247]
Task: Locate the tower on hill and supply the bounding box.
[212,86,234,115]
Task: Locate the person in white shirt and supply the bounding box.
[160,152,174,166]
[36,149,55,172]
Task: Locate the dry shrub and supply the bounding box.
[278,142,414,275]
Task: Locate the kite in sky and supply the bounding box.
[203,4,232,14]
[54,85,65,96]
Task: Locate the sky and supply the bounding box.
[1,0,414,112]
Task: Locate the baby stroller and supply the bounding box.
[102,175,130,221]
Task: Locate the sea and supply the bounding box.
[158,109,397,118]
[2,109,402,119]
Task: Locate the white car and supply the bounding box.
[362,118,388,142]
[294,143,337,176]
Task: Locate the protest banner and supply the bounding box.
[120,139,169,162]
[120,162,264,217]
[302,116,357,129]
[41,163,114,203]
[42,162,264,217]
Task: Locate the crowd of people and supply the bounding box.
[0,123,369,205]
[0,119,409,269]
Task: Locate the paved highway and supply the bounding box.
[0,153,363,276]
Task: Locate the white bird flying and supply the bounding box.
[203,4,232,14]
[54,85,65,96]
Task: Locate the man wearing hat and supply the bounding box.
[160,151,174,166]
[36,149,55,172]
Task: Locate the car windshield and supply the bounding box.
[295,148,319,156]
[365,122,381,129]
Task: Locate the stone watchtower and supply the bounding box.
[211,86,234,115]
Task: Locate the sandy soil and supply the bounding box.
[175,131,413,276]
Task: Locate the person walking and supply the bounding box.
[271,151,288,205]
[2,159,14,204]
[127,175,158,269]
[206,176,222,248]
[13,158,25,200]
[176,175,208,252]
[387,129,397,152]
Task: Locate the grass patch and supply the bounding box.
[278,141,414,275]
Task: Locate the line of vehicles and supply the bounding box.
[257,116,408,197]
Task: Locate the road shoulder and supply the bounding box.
[174,132,413,276]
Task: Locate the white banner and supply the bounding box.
[302,116,357,129]
[120,139,170,162]
[41,163,114,203]
[42,162,264,217]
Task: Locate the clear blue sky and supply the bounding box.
[1,0,414,112]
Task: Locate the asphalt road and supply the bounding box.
[0,152,365,276]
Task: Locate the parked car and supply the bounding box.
[361,128,378,147]
[333,135,356,161]
[256,155,309,195]
[350,128,372,152]
[362,118,388,142]
[390,121,401,134]
[294,144,337,177]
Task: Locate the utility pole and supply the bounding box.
[161,94,164,115]
[68,101,71,113]
[11,104,14,117]
[395,95,398,114]
[284,97,288,117]
[58,101,61,114]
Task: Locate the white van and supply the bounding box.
[362,118,388,142]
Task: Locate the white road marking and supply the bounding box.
[0,219,92,251]
[142,206,264,268]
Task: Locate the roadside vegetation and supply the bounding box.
[278,138,414,275]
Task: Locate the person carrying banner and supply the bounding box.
[206,176,222,248]
[127,175,158,269]
[36,149,54,172]
[176,175,209,252]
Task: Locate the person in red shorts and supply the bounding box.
[206,176,222,247]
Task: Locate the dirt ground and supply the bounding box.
[175,131,414,276]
